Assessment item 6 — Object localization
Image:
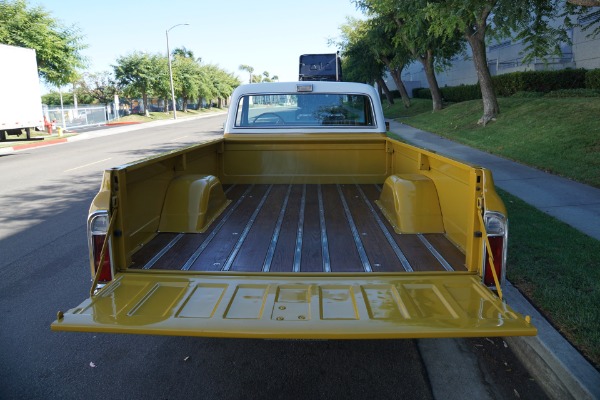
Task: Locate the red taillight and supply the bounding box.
[89,212,112,283]
[92,234,112,282]
[483,236,504,287]
[481,211,507,289]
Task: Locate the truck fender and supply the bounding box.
[158,174,230,233]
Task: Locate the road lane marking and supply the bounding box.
[64,158,112,172]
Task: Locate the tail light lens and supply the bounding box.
[88,212,112,283]
[482,212,507,288]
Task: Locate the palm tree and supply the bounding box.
[172,46,194,59]
[238,64,254,83]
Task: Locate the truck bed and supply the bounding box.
[131,184,466,273]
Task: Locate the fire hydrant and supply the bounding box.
[44,117,52,134]
[57,126,63,137]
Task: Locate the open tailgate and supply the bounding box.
[52,272,536,338]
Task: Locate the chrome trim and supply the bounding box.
[418,234,454,272]
[293,184,307,272]
[263,185,292,272]
[481,170,508,288]
[481,212,508,287]
[337,184,372,272]
[142,234,183,270]
[318,185,331,272]
[87,210,113,281]
[181,185,254,271]
[356,184,413,272]
[223,185,273,271]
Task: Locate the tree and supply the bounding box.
[0,0,86,86]
[362,16,414,107]
[113,52,162,116]
[567,1,600,38]
[173,55,202,112]
[425,0,579,125]
[77,71,120,105]
[200,64,240,108]
[355,0,465,111]
[172,46,195,59]
[336,18,396,105]
[238,64,254,83]
[255,71,279,82]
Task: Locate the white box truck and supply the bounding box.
[0,43,44,141]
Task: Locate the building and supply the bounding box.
[384,14,600,94]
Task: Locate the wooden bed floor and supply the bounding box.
[131,184,466,273]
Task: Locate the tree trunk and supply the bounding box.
[420,51,443,111]
[381,56,410,108]
[183,97,188,112]
[391,68,411,108]
[142,92,149,116]
[466,25,499,126]
[376,77,394,106]
[218,98,222,108]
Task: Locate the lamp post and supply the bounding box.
[166,23,189,120]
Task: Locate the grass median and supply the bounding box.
[384,96,600,368]
[387,97,600,188]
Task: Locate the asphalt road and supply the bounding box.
[0,115,547,399]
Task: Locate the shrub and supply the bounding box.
[413,88,431,99]
[492,69,587,96]
[585,69,600,90]
[440,84,481,102]
[545,88,600,98]
[511,91,545,98]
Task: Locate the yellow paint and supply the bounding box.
[376,174,445,234]
[60,132,527,339]
[52,272,536,338]
[158,175,230,233]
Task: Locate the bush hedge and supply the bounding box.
[586,69,600,90]
[545,88,600,98]
[411,68,600,102]
[493,69,587,96]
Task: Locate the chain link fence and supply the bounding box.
[44,104,118,130]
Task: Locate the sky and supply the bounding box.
[34,0,364,90]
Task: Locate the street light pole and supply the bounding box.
[166,23,189,120]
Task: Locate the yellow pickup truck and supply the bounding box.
[52,81,536,338]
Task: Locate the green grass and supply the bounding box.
[500,189,600,368]
[395,97,600,188]
[381,98,436,119]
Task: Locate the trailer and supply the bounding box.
[299,53,342,82]
[0,44,44,141]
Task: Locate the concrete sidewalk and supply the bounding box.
[389,120,600,400]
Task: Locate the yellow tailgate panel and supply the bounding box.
[52,272,536,338]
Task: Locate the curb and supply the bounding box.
[504,283,600,400]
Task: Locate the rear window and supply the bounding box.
[234,93,375,128]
